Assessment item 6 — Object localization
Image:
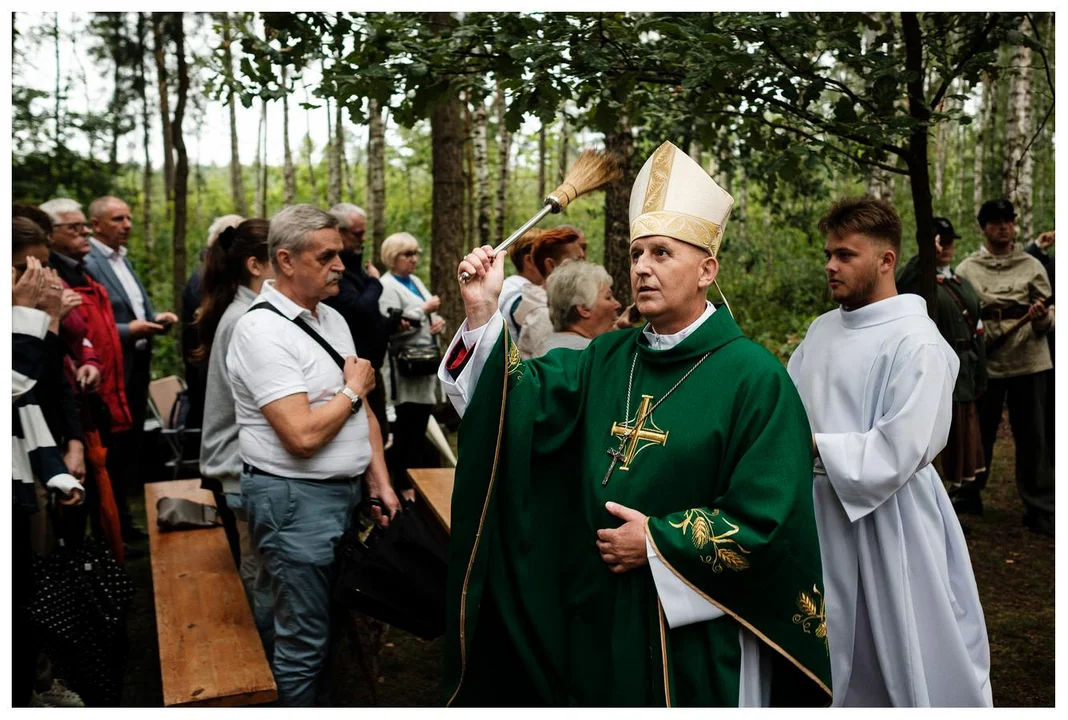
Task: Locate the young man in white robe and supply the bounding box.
[787,197,992,707]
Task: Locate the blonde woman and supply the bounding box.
[378,232,444,492]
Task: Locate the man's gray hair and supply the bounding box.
[39,198,83,224]
[546,259,613,331]
[206,214,244,247]
[328,203,367,230]
[268,204,339,265]
[88,195,125,219]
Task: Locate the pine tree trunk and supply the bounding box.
[282,64,296,206]
[368,98,387,267]
[136,13,154,260]
[151,12,174,203]
[107,14,125,182]
[493,82,512,246]
[538,121,547,200]
[463,93,475,248]
[1003,18,1035,240]
[219,13,247,216]
[603,114,635,306]
[473,97,491,247]
[428,12,466,334]
[171,12,189,318]
[901,12,937,318]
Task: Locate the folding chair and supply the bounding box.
[147,376,201,480]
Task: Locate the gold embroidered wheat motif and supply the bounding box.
[792,584,829,653]
[669,508,751,573]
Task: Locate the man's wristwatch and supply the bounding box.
[339,387,363,415]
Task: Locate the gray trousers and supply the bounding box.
[241,471,362,706]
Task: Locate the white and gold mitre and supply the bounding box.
[629,141,734,257]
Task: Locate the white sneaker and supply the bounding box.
[38,679,85,707]
[29,692,56,708]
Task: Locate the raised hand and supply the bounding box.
[457,245,506,329]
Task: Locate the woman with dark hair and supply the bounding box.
[195,219,275,650]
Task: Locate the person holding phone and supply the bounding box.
[84,196,178,543]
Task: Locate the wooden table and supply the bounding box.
[146,480,276,707]
[407,468,455,534]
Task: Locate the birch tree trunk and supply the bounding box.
[171,12,189,317]
[493,81,512,245]
[367,98,387,267]
[603,114,635,306]
[1004,18,1035,240]
[282,64,296,206]
[220,13,247,216]
[538,121,547,200]
[473,96,491,247]
[335,99,348,207]
[557,107,569,183]
[151,12,174,203]
[302,84,319,203]
[972,72,993,216]
[326,95,341,207]
[136,13,154,258]
[254,98,267,217]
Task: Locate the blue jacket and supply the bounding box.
[84,242,156,384]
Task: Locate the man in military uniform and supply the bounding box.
[954,199,1054,537]
[897,217,987,497]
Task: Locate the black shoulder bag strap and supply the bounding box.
[250,301,345,370]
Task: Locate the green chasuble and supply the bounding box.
[445,309,832,707]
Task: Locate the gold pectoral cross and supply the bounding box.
[602,395,669,486]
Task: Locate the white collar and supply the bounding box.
[259,279,319,321]
[642,301,715,351]
[838,294,927,329]
[937,265,953,279]
[90,236,126,260]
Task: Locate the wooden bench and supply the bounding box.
[407,468,455,534]
[146,480,276,706]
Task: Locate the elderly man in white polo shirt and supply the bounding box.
[227,204,401,706]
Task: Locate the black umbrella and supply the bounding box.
[333,498,448,640]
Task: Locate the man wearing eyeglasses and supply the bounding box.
[41,197,137,546]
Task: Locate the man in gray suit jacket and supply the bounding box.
[84,195,178,541]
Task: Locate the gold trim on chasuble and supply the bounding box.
[668,508,751,573]
[644,523,833,699]
[447,327,512,706]
[657,598,672,707]
[609,395,669,471]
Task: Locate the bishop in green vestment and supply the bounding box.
[437,142,831,707]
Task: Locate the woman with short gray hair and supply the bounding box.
[542,259,622,354]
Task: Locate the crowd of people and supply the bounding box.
[10,138,1053,707]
